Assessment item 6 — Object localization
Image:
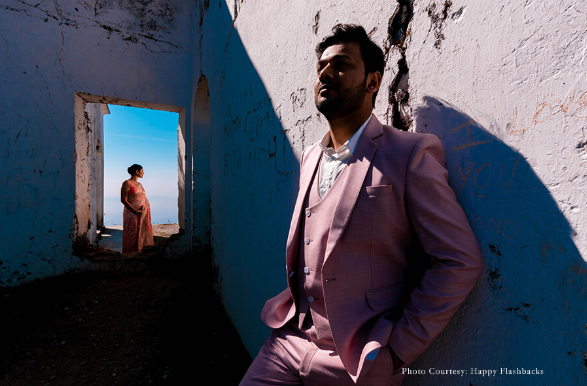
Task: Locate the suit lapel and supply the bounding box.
[285,144,322,268]
[324,115,383,263]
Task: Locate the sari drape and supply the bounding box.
[122,182,154,253]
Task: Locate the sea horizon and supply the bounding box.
[103,195,179,226]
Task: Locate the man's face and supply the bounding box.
[314,42,368,120]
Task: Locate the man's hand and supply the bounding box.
[390,347,404,373]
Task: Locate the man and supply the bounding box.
[240,24,483,386]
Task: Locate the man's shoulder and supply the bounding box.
[299,141,322,169]
[380,123,436,140]
[301,141,322,157]
[378,123,443,151]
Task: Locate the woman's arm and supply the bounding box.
[120,181,142,214]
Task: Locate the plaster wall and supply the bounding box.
[402,1,587,383]
[191,75,212,250]
[1,0,586,383]
[195,1,587,384]
[84,102,109,243]
[194,0,410,357]
[0,0,193,285]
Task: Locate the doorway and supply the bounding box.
[73,93,186,256]
[100,105,179,252]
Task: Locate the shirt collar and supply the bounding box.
[319,114,372,158]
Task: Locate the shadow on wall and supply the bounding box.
[198,4,587,379]
[403,96,587,385]
[197,1,299,355]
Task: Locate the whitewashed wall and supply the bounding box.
[85,102,109,243]
[0,0,193,284]
[1,0,586,383]
[403,1,587,384]
[195,1,587,384]
[194,0,405,364]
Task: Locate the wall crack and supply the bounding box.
[384,0,413,131]
[312,11,320,35]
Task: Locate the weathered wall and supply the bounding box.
[191,75,212,250]
[2,0,587,383]
[85,102,109,243]
[195,1,587,384]
[194,0,405,359]
[403,1,587,384]
[0,0,193,284]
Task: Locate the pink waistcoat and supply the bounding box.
[296,161,350,344]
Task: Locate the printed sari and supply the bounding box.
[122,182,154,253]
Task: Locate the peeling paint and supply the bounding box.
[312,11,320,35]
[486,266,502,293]
[94,0,177,33]
[502,302,533,323]
[426,0,452,49]
[3,0,587,383]
[385,0,413,131]
[1,0,191,289]
[198,0,210,27]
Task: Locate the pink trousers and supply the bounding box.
[239,322,406,386]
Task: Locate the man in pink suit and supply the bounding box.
[240,24,483,385]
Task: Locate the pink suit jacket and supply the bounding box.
[261,115,483,382]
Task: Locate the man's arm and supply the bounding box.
[389,134,484,365]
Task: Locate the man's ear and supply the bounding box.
[366,71,382,94]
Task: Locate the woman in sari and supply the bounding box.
[121,164,154,253]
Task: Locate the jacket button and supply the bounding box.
[306,210,311,217]
[304,267,309,274]
[308,296,314,303]
[304,238,310,245]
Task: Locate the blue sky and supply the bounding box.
[103,105,179,225]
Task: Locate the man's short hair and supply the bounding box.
[315,24,385,105]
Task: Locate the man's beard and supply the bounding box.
[315,77,367,121]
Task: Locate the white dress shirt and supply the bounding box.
[318,115,372,198]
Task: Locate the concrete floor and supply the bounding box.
[97,224,180,253]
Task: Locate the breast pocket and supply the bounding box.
[359,184,393,198]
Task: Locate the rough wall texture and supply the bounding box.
[194,0,407,360]
[84,102,108,243]
[195,1,587,384]
[0,0,192,285]
[2,0,587,383]
[404,2,587,384]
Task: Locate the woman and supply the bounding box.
[121,164,154,253]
